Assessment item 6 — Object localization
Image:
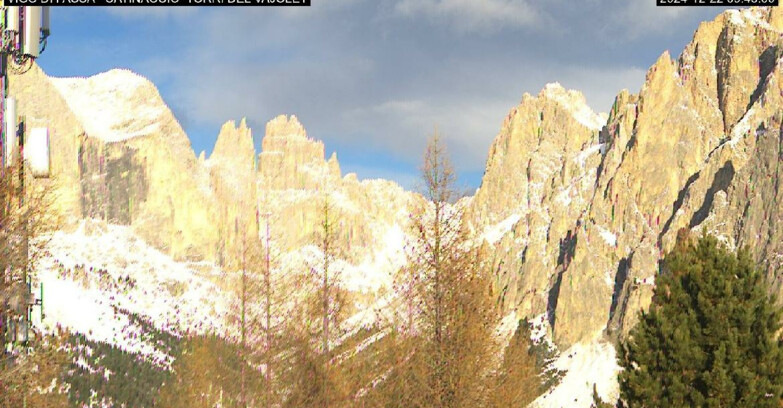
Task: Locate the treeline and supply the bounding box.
[154,133,554,408]
[181,134,783,408]
[7,131,783,408]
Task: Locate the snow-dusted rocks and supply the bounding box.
[50,70,163,143]
[469,81,605,334]
[469,6,783,356]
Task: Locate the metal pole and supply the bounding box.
[0,3,52,358]
[264,211,271,408]
[0,8,6,359]
[19,115,28,348]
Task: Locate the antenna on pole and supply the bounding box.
[0,5,51,368]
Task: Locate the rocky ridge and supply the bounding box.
[470,6,783,350]
[10,9,783,404]
[11,67,415,283]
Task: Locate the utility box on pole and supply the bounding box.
[22,7,41,58]
[27,127,49,178]
[6,7,20,34]
[41,7,49,37]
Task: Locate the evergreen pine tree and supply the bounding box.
[618,234,783,407]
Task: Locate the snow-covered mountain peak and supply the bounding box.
[726,7,780,31]
[541,82,606,130]
[50,68,164,143]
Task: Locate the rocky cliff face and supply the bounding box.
[469,83,606,338]
[471,6,783,349]
[257,114,417,279]
[13,6,783,356]
[11,67,219,262]
[12,67,415,290]
[206,119,259,269]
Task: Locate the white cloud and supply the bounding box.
[68,1,719,188]
[342,96,510,169]
[367,99,428,114]
[613,0,717,39]
[394,0,543,33]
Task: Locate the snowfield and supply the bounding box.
[532,339,621,408]
[28,217,621,407]
[32,220,232,366]
[30,217,408,367]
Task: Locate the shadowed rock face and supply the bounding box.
[12,68,417,275]
[79,140,148,226]
[470,6,783,348]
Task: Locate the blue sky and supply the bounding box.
[37,2,728,190]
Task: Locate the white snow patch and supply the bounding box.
[529,312,551,345]
[543,83,607,130]
[532,340,621,408]
[343,223,406,293]
[482,213,522,244]
[728,8,780,32]
[495,311,519,343]
[51,69,164,143]
[604,270,615,287]
[555,186,573,207]
[341,295,395,342]
[634,275,655,286]
[595,225,617,247]
[575,143,605,167]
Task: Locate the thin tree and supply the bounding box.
[262,210,273,408]
[255,205,285,408]
[282,195,348,408]
[239,235,250,408]
[226,226,265,408]
[389,132,498,408]
[316,196,347,407]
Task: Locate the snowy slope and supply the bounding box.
[32,219,231,366]
[31,216,408,367]
[50,69,164,143]
[532,339,620,408]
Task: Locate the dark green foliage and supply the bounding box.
[65,310,182,408]
[618,235,783,407]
